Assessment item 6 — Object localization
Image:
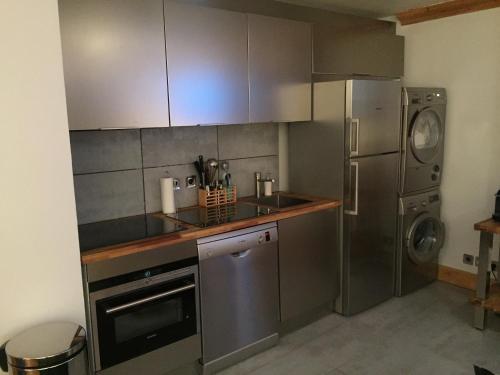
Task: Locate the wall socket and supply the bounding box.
[463,253,474,266]
[186,175,197,189]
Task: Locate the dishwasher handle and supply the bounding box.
[231,249,251,258]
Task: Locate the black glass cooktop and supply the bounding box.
[169,203,274,228]
[78,214,185,252]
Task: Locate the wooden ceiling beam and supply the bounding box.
[397,0,500,25]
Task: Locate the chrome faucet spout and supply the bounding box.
[255,172,261,199]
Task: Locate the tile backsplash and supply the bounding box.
[70,124,279,224]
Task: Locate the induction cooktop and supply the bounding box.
[169,202,274,228]
[78,214,185,252]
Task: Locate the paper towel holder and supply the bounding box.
[173,178,181,191]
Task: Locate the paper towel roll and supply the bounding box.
[264,180,273,197]
[160,177,176,214]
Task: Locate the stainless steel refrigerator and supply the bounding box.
[289,79,401,316]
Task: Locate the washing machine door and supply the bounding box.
[406,213,445,264]
[410,108,443,164]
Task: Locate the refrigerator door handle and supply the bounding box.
[349,118,360,157]
[345,161,359,216]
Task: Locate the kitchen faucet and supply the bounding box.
[255,172,275,199]
[255,172,262,199]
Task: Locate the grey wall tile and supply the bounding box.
[229,156,279,198]
[141,126,218,168]
[70,130,142,174]
[218,123,278,160]
[144,164,199,213]
[74,170,145,224]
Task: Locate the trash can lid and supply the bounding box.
[6,322,86,369]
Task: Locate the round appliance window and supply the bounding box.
[411,110,442,163]
[407,214,444,265]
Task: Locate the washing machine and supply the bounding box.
[396,189,446,296]
[400,88,446,195]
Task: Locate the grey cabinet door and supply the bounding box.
[59,0,169,130]
[248,15,312,123]
[314,25,404,77]
[165,2,249,126]
[278,210,339,323]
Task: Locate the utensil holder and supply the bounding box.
[199,186,237,207]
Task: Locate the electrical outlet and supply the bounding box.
[186,176,197,189]
[463,253,474,266]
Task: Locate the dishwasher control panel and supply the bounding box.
[197,223,278,261]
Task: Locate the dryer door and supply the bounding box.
[410,108,443,164]
[406,213,445,265]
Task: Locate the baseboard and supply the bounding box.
[438,265,477,290]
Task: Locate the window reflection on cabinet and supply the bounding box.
[248,14,312,123]
[59,0,170,130]
[164,2,249,127]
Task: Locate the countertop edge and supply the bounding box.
[81,198,342,265]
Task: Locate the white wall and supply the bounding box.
[397,9,500,272]
[0,0,85,367]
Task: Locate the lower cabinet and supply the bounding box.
[278,209,340,327]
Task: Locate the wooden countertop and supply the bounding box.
[81,193,342,265]
[474,218,500,234]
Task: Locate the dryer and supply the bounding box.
[400,88,446,195]
[396,189,445,296]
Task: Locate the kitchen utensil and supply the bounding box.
[225,173,232,187]
[207,159,218,187]
[194,161,203,186]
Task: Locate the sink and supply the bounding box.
[246,194,312,209]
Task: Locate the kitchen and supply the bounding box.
[1,1,500,375]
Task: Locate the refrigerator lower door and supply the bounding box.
[343,152,398,316]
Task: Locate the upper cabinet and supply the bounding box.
[248,15,312,123]
[313,24,404,77]
[164,2,249,126]
[59,0,170,130]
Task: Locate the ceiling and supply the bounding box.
[276,0,442,18]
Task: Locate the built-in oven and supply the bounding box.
[87,257,200,373]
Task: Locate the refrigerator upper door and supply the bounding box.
[346,80,402,157]
[343,152,398,316]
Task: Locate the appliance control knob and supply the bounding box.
[411,206,418,212]
[421,201,428,207]
[431,173,439,181]
[433,165,440,173]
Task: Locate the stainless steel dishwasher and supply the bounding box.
[197,222,279,374]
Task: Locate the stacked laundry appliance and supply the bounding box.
[396,88,447,296]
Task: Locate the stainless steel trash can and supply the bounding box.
[1,322,88,375]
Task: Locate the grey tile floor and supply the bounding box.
[219,282,500,375]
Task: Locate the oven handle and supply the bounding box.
[105,283,196,315]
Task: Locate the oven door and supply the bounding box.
[90,266,199,371]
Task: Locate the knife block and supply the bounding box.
[199,186,237,208]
